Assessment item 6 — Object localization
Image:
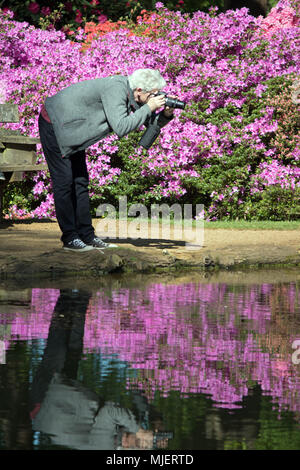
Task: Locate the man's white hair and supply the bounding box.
[128,69,166,92]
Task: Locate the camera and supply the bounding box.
[139,92,186,150]
[139,123,161,150]
[158,91,186,110]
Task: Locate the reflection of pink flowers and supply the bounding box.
[82,282,300,411]
[273,360,289,378]
[0,283,300,414]
[28,2,40,15]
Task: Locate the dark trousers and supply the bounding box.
[38,114,95,244]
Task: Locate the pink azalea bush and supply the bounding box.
[0,1,299,220]
[259,0,299,38]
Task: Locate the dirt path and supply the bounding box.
[0,219,299,280]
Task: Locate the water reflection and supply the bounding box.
[0,288,172,450]
[0,274,299,450]
[28,289,169,450]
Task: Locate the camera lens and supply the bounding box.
[158,92,185,109]
[162,96,184,109]
[165,97,185,109]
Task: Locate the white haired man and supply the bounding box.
[38,69,174,252]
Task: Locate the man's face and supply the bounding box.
[121,431,154,449]
[134,88,159,105]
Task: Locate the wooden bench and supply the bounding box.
[0,104,47,219]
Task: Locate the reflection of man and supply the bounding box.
[29,288,170,450]
[29,288,91,426]
[32,373,145,450]
[32,373,169,449]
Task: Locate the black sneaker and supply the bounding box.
[63,238,95,252]
[85,236,118,249]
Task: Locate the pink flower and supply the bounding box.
[28,2,40,15]
[260,4,298,38]
[97,14,108,24]
[75,9,83,23]
[2,7,12,16]
[41,6,51,16]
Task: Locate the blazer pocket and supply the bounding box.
[62,119,86,128]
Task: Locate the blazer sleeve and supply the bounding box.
[100,79,152,138]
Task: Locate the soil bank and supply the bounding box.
[0,219,299,281]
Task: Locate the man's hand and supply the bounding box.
[147,94,166,112]
[163,95,177,117]
[163,106,174,117]
[135,428,154,449]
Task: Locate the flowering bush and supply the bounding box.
[260,1,299,38]
[132,9,162,37]
[79,20,124,52]
[0,1,299,220]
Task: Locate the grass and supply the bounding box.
[2,216,299,231]
[202,220,300,230]
[111,217,300,230]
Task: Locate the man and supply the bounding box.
[30,288,170,450]
[38,69,174,252]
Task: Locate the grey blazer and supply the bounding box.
[45,75,172,158]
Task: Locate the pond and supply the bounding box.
[0,269,299,451]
